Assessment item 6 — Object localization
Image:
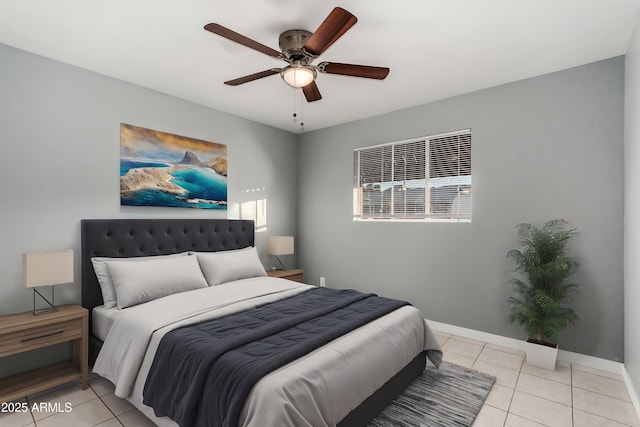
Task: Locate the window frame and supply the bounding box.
[353,129,472,223]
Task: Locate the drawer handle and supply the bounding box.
[21,330,64,343]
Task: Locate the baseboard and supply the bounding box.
[622,365,640,421]
[426,319,640,419]
[556,347,624,374]
[426,319,622,373]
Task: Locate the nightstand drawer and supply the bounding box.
[267,269,304,283]
[285,273,304,282]
[0,318,83,357]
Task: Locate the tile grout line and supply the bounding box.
[507,356,524,426]
[117,407,142,425]
[572,383,635,402]
[481,342,511,427]
[476,340,512,427]
[24,396,36,426]
[93,394,124,426]
[87,380,125,427]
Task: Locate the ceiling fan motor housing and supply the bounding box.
[279,29,313,61]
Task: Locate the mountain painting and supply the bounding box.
[120,124,227,209]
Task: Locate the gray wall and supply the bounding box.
[297,57,625,361]
[625,22,640,393]
[0,44,298,373]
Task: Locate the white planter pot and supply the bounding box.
[525,340,558,370]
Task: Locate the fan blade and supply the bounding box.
[204,23,282,58]
[303,7,357,57]
[303,81,322,102]
[224,69,281,86]
[320,62,389,80]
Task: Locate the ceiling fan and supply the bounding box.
[204,7,390,102]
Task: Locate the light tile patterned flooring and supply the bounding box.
[2,331,639,426]
[433,331,640,427]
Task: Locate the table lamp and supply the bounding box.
[23,250,73,315]
[267,236,294,270]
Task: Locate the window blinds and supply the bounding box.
[353,129,471,222]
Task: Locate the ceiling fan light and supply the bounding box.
[281,66,316,88]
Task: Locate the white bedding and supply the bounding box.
[93,277,442,427]
[92,305,119,341]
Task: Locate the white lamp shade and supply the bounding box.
[267,236,294,256]
[23,250,74,288]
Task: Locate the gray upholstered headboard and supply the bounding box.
[81,218,255,362]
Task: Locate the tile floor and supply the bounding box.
[1,332,639,426]
[433,331,640,427]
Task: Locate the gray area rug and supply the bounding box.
[369,361,496,427]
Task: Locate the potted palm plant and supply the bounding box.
[506,219,579,370]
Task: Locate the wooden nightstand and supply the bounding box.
[0,304,88,403]
[267,269,304,283]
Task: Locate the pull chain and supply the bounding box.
[292,85,297,123]
[299,91,304,132]
[291,87,305,132]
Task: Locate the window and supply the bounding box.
[353,129,471,222]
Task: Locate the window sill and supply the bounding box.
[353,218,471,223]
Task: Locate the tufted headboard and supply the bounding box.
[81,218,255,362]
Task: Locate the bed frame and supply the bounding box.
[80,218,425,427]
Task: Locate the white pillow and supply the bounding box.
[196,247,267,286]
[91,252,189,308]
[106,255,208,309]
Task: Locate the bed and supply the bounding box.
[81,218,442,427]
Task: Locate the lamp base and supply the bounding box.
[33,288,58,316]
[274,256,287,270]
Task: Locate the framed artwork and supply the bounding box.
[120,124,227,209]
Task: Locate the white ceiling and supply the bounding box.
[1,0,639,133]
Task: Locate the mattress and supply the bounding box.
[92,305,120,341]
